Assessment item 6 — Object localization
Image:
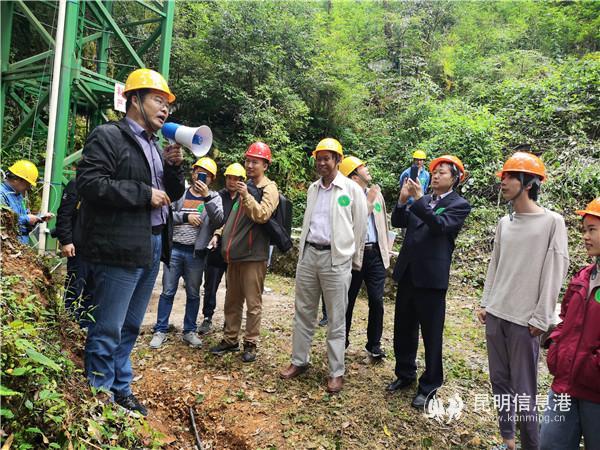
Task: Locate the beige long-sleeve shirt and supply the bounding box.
[299,172,368,270]
[481,208,570,331]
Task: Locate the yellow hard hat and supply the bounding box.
[412,150,427,160]
[123,68,175,103]
[224,162,247,180]
[193,157,217,177]
[339,156,364,177]
[8,160,38,186]
[313,138,343,158]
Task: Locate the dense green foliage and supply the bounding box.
[0,226,163,448]
[5,1,598,224]
[159,1,599,224]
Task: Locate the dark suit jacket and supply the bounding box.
[391,191,471,290]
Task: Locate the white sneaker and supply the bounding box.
[149,332,167,349]
[182,331,203,348]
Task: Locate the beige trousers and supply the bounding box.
[223,260,267,345]
[291,245,352,377]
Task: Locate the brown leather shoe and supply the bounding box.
[326,376,344,393]
[280,364,308,380]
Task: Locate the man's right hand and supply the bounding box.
[27,214,41,226]
[61,243,76,258]
[477,308,486,324]
[208,235,219,250]
[151,188,171,208]
[398,179,410,205]
[188,214,203,227]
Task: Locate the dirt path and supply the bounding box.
[131,270,551,449]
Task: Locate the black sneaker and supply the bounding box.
[114,393,148,417]
[318,317,328,327]
[209,340,239,355]
[241,342,257,363]
[366,345,386,359]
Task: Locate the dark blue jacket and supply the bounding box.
[392,192,471,290]
[0,181,30,244]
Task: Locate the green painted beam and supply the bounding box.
[45,0,81,249]
[115,24,162,81]
[1,1,15,147]
[81,31,103,45]
[158,0,175,78]
[121,17,162,28]
[89,0,145,68]
[2,71,51,83]
[134,0,166,18]
[8,50,54,71]
[75,81,99,108]
[63,149,82,166]
[15,0,55,47]
[9,91,49,131]
[2,91,50,149]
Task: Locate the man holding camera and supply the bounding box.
[150,157,224,349]
[387,155,471,409]
[210,142,279,363]
[77,68,184,416]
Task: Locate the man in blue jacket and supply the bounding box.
[387,155,471,409]
[77,69,184,416]
[0,160,51,243]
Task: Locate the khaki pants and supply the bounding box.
[291,245,352,377]
[223,260,267,345]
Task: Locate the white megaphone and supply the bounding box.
[161,122,213,157]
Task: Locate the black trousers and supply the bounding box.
[393,269,446,396]
[64,253,95,327]
[202,263,227,320]
[346,245,386,351]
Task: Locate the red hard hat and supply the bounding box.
[245,142,272,163]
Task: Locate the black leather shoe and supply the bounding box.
[411,392,431,409]
[209,340,239,355]
[366,345,386,359]
[386,377,415,392]
[114,393,148,417]
[241,342,257,363]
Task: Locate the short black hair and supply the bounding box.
[521,173,541,201]
[438,162,461,188]
[125,88,150,112]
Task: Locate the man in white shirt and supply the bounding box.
[280,138,367,393]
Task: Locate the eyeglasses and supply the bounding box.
[149,95,170,111]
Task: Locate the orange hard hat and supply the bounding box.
[496,152,546,182]
[429,155,466,182]
[576,198,600,219]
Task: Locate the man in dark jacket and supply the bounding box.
[54,178,93,325]
[209,142,279,363]
[76,68,184,416]
[386,155,471,410]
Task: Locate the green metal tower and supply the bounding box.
[1,0,175,251]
